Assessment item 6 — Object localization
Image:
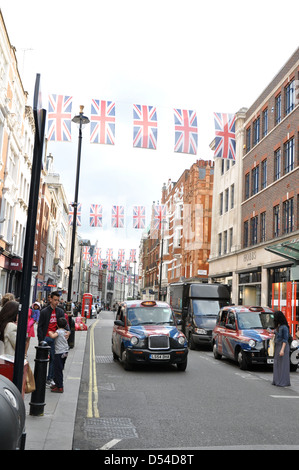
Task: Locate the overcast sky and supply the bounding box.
[1,0,299,261]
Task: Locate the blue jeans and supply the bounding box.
[44,336,55,381]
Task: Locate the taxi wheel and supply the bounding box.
[237,349,249,370]
[122,348,133,371]
[213,342,222,360]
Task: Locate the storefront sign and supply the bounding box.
[243,251,256,263]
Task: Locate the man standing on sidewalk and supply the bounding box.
[37,291,69,387]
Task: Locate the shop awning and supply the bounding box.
[265,238,299,262]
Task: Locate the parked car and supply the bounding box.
[90,305,97,318]
[212,305,299,371]
[112,300,188,371]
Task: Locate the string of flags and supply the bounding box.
[47,94,236,159]
[69,203,166,229]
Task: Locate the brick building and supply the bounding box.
[209,48,299,335]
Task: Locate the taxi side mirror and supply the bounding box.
[114,320,124,327]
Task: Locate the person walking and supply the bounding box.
[37,291,69,386]
[48,317,70,393]
[0,300,19,355]
[272,310,291,387]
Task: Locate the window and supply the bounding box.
[274,148,281,180]
[229,227,233,252]
[273,205,280,238]
[275,94,281,124]
[246,127,251,152]
[261,159,267,189]
[253,117,260,146]
[244,221,249,248]
[260,212,266,242]
[262,108,268,137]
[218,233,222,256]
[284,137,294,174]
[219,192,223,215]
[250,216,258,245]
[230,184,234,209]
[223,230,227,254]
[245,173,250,199]
[283,198,294,234]
[251,166,259,195]
[285,80,295,115]
[225,188,229,212]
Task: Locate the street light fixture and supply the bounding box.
[67,106,90,344]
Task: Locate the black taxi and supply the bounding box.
[112,300,188,371]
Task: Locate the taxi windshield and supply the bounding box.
[237,312,275,330]
[127,307,174,326]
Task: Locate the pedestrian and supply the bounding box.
[48,317,70,393]
[0,292,15,311]
[37,291,69,387]
[0,300,19,356]
[272,310,291,387]
[25,302,40,357]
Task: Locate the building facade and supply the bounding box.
[209,48,299,335]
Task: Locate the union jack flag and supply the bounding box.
[115,259,121,270]
[154,204,166,230]
[106,248,113,260]
[68,203,81,226]
[47,94,73,142]
[214,112,236,160]
[112,205,124,228]
[82,246,90,261]
[98,258,103,269]
[90,204,103,227]
[90,99,115,144]
[130,249,136,262]
[93,248,101,263]
[174,108,198,155]
[118,249,125,262]
[133,206,145,229]
[133,104,158,149]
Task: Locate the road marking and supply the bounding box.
[270,395,299,398]
[87,320,100,418]
[99,439,122,450]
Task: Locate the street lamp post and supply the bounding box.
[67,106,90,345]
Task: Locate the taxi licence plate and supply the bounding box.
[267,358,274,364]
[150,354,170,360]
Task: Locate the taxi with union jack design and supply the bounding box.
[112,300,188,371]
[212,306,276,370]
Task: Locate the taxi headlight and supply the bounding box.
[248,339,256,348]
[177,336,185,345]
[291,340,299,349]
[194,328,207,335]
[130,336,139,346]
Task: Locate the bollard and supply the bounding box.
[29,341,50,416]
[68,314,75,349]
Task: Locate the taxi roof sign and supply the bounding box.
[141,301,157,307]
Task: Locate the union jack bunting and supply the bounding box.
[106,248,113,260]
[213,112,236,160]
[82,246,90,261]
[68,203,81,226]
[154,204,166,230]
[130,249,136,262]
[47,94,73,142]
[174,108,198,155]
[90,99,116,144]
[118,249,125,262]
[115,259,121,270]
[133,205,146,229]
[133,104,158,149]
[93,248,101,263]
[106,259,113,270]
[90,204,103,227]
[98,258,103,269]
[112,205,124,228]
[125,260,130,271]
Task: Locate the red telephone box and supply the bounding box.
[82,293,93,319]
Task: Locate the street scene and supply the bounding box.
[0,0,298,456]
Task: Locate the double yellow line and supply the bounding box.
[87,320,99,418]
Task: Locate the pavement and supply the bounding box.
[23,321,89,450]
